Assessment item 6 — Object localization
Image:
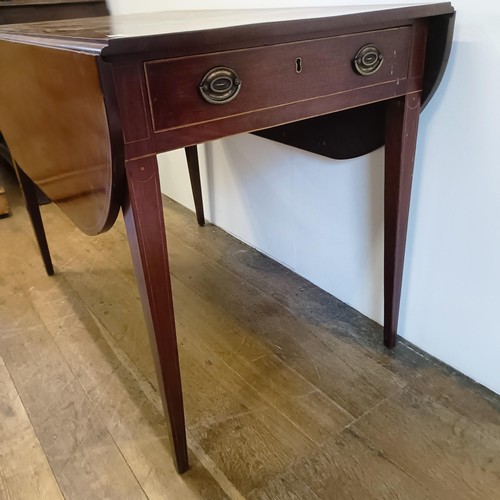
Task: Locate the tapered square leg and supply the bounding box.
[122,155,189,473]
[185,146,205,226]
[0,185,10,218]
[384,93,421,348]
[16,165,54,276]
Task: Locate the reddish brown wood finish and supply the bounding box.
[247,13,454,159]
[16,165,54,276]
[125,74,423,160]
[384,92,422,348]
[123,156,188,474]
[145,27,411,133]
[0,42,117,235]
[112,63,151,145]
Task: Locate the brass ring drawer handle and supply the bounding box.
[199,66,242,104]
[353,44,384,75]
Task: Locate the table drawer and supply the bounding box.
[145,26,412,132]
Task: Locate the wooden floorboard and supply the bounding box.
[0,167,499,499]
[352,384,500,499]
[0,281,148,500]
[0,354,63,500]
[252,425,439,499]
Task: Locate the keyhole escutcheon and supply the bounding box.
[295,57,302,73]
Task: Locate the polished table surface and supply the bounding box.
[0,4,455,473]
[0,0,109,215]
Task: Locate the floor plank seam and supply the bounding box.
[19,279,153,498]
[186,430,246,500]
[0,348,67,500]
[343,391,403,433]
[346,426,440,499]
[309,330,407,394]
[180,317,353,447]
[82,305,241,500]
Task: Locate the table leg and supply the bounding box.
[0,185,10,218]
[122,155,189,473]
[185,146,205,226]
[16,165,54,276]
[384,92,421,348]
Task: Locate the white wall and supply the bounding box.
[107,0,500,395]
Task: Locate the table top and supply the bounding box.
[0,3,454,55]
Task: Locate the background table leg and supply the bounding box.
[384,93,421,348]
[185,146,205,227]
[16,165,54,276]
[122,155,189,473]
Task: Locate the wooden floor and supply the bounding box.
[1,166,500,500]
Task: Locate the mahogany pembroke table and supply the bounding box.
[0,4,455,472]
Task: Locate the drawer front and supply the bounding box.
[145,27,412,132]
